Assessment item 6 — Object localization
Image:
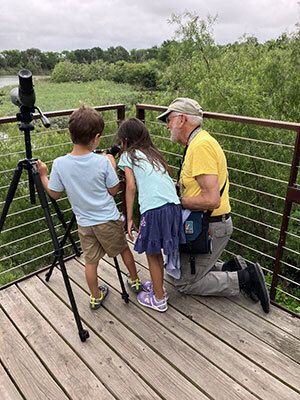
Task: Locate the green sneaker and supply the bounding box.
[127,277,143,294]
[90,285,109,310]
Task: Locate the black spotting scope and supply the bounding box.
[10,69,50,128]
[10,69,36,108]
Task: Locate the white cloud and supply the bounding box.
[0,0,298,51]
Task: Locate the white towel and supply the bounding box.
[164,209,192,279]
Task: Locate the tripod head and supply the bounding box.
[10,69,51,203]
[10,69,50,134]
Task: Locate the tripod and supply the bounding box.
[0,108,89,342]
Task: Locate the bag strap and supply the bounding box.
[219,178,227,197]
[177,129,228,203]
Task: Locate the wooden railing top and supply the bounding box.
[136,104,300,131]
[0,104,126,124]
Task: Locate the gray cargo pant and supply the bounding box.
[173,217,240,296]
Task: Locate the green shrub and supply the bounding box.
[52,60,158,88]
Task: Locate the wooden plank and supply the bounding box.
[63,261,258,400]
[0,363,24,400]
[0,308,68,400]
[170,290,300,391]
[41,268,208,400]
[19,276,161,400]
[191,295,300,363]
[227,295,300,340]
[98,252,300,393]
[0,286,114,400]
[99,256,300,400]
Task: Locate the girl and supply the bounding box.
[117,118,185,312]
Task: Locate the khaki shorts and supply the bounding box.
[78,219,128,265]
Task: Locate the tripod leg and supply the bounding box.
[45,255,58,282]
[45,214,79,282]
[113,256,129,303]
[0,163,23,232]
[28,168,36,204]
[50,198,81,256]
[32,165,89,342]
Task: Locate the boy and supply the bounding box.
[37,105,142,310]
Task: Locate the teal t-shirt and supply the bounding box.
[118,150,180,214]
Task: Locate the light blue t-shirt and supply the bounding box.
[49,152,120,226]
[118,150,180,214]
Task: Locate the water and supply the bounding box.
[0,76,19,88]
[0,75,49,88]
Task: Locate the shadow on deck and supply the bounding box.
[1,245,300,400]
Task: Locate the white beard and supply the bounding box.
[170,128,179,143]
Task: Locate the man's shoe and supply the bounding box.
[223,256,259,302]
[239,264,270,313]
[249,263,270,313]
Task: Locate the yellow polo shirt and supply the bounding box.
[179,130,231,216]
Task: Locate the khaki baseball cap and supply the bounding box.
[157,97,203,122]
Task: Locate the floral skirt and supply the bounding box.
[134,203,186,255]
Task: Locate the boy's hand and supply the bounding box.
[105,154,117,170]
[36,160,48,176]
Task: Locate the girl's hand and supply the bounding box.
[36,160,48,176]
[127,219,135,241]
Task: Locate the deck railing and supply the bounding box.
[0,103,299,314]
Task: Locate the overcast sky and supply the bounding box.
[0,0,299,51]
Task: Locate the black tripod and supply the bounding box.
[0,106,89,342]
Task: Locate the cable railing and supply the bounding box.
[136,104,300,314]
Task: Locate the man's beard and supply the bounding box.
[170,128,179,143]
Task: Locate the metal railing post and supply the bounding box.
[117,105,125,126]
[270,130,300,300]
[136,106,145,122]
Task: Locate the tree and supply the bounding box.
[90,47,104,62]
[41,52,61,71]
[103,46,130,63]
[1,50,22,69]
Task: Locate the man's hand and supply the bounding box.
[36,160,48,176]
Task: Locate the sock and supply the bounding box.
[154,294,165,302]
[222,258,238,271]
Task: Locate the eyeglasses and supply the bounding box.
[166,114,182,124]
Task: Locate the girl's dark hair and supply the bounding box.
[117,118,171,174]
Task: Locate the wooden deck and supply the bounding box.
[1,245,299,400]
